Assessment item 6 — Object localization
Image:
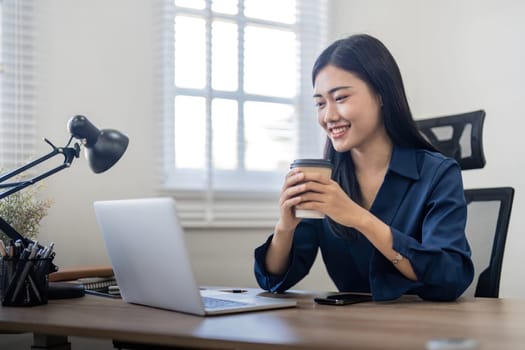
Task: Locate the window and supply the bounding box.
[0,0,36,170]
[156,0,327,227]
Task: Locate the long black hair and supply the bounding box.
[312,34,436,239]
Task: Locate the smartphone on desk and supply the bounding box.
[314,293,372,306]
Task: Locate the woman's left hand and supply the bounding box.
[293,172,365,227]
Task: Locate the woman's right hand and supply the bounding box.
[266,169,305,275]
[274,168,305,234]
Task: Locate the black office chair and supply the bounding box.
[416,110,486,170]
[462,187,514,297]
[415,110,514,298]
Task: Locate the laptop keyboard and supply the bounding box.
[202,296,252,310]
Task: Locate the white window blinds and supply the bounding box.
[155,0,328,227]
[0,0,36,170]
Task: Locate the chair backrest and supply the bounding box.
[415,110,486,170]
[416,110,514,298]
[462,187,514,298]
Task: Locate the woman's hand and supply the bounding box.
[293,171,364,228]
[293,172,418,282]
[266,169,308,275]
[274,168,305,234]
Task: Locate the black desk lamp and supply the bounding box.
[0,115,128,304]
[0,115,129,247]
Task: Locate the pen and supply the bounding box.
[28,241,43,302]
[0,240,6,257]
[8,243,14,258]
[220,289,247,293]
[84,289,120,299]
[43,242,54,258]
[10,242,39,303]
[36,242,54,275]
[4,247,30,302]
[26,274,42,303]
[4,241,15,279]
[14,240,23,257]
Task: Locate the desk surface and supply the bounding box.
[1,289,524,350]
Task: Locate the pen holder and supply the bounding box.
[0,256,53,307]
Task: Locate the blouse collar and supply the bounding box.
[387,146,420,181]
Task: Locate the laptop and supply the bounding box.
[93,197,297,316]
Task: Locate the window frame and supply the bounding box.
[155,0,328,227]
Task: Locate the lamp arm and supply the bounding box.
[0,138,79,247]
[0,216,30,245]
[0,138,80,200]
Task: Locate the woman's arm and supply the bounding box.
[293,172,418,281]
[254,221,320,293]
[265,169,305,275]
[353,210,418,281]
[265,226,295,275]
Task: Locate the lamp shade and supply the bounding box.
[68,115,129,173]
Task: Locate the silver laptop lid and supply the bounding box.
[94,197,206,315]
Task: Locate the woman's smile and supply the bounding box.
[329,124,351,139]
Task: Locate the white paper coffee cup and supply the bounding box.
[290,159,333,219]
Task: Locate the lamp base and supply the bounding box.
[48,282,85,299]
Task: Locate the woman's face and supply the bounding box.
[313,65,385,153]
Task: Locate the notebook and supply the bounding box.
[93,197,297,316]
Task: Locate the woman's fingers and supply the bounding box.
[300,171,332,184]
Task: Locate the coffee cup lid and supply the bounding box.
[290,159,332,169]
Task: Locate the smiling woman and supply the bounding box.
[254,34,475,302]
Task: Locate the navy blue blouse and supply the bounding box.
[254,146,474,301]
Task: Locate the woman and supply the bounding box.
[254,34,474,301]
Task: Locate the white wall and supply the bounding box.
[35,0,158,267]
[32,0,524,297]
[329,0,525,298]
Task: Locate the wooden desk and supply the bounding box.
[1,289,524,350]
